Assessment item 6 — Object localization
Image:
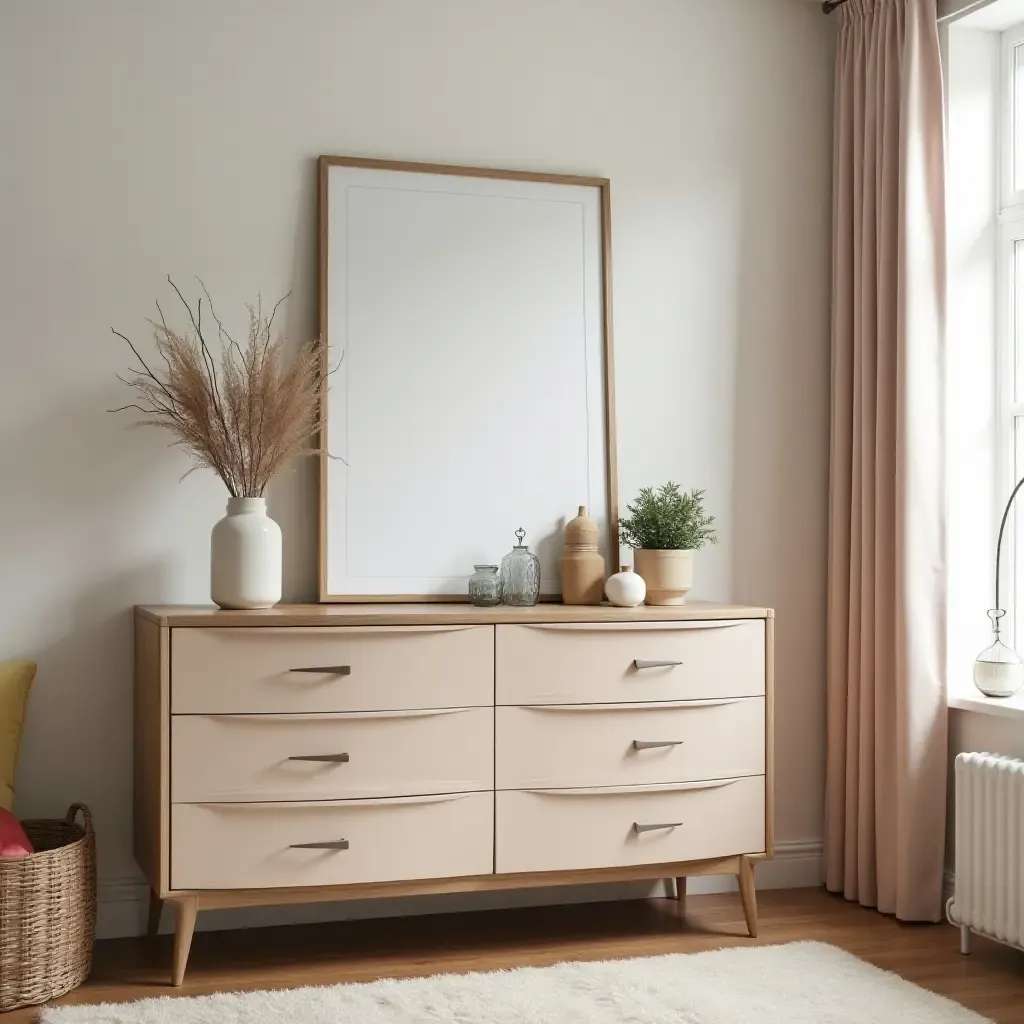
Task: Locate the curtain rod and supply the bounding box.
[822,0,849,12]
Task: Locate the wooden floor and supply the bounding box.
[11,887,1024,1021]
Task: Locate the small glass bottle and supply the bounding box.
[468,565,502,607]
[501,527,541,607]
[974,609,1024,697]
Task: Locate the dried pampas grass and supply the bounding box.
[111,278,328,497]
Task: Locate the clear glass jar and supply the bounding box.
[974,609,1024,697]
[501,528,541,607]
[468,565,502,607]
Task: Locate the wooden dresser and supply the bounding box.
[134,602,774,983]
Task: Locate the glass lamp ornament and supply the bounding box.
[500,527,541,607]
[974,477,1024,698]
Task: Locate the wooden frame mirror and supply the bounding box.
[318,156,616,602]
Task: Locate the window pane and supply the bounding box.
[1015,43,1024,192]
[1016,239,1024,404]
[1012,418,1024,645]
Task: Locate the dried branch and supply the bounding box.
[110,280,328,497]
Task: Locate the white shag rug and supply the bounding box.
[41,941,990,1024]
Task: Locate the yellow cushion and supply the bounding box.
[0,661,35,811]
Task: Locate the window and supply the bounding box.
[941,16,1024,689]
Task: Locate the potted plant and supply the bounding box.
[618,482,717,605]
[111,278,328,609]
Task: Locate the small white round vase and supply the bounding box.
[605,566,646,608]
[210,497,282,609]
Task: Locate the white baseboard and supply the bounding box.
[96,839,824,940]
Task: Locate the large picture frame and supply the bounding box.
[318,156,617,602]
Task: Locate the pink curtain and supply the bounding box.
[825,0,947,922]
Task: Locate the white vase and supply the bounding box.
[210,497,282,609]
[605,565,646,607]
[633,549,695,606]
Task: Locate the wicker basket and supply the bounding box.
[0,804,96,1011]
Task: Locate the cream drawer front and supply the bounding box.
[495,699,764,790]
[495,621,765,705]
[172,792,494,890]
[171,625,493,714]
[495,777,765,874]
[172,708,494,803]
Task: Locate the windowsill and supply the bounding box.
[949,686,1024,721]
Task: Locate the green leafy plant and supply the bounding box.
[618,482,718,551]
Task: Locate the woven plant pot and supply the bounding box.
[0,803,96,1011]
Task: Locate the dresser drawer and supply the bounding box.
[495,698,764,790]
[172,792,494,889]
[172,707,494,803]
[495,621,765,705]
[495,777,765,874]
[171,625,493,714]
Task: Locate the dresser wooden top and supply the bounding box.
[135,602,774,628]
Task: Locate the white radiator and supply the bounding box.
[947,751,1024,954]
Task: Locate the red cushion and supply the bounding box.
[0,807,33,857]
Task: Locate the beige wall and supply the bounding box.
[0,0,833,935]
[950,711,1024,765]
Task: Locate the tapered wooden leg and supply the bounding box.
[671,876,686,903]
[738,856,758,937]
[171,896,198,986]
[146,888,163,938]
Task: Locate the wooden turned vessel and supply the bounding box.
[560,505,606,605]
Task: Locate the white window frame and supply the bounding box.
[1002,25,1024,211]
[999,24,1024,642]
[998,218,1023,640]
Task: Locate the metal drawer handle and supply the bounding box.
[289,839,350,850]
[287,753,350,763]
[633,660,683,670]
[289,665,352,675]
[632,740,684,751]
[634,821,683,834]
